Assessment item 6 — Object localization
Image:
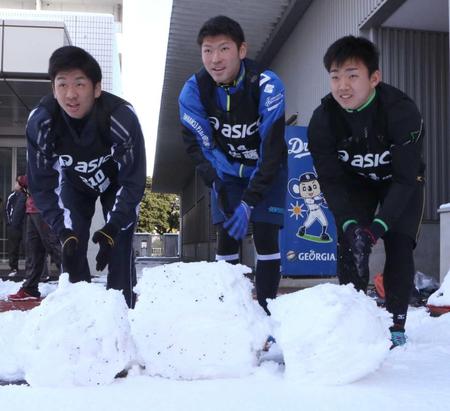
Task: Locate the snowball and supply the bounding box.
[428,270,450,307]
[19,274,136,387]
[130,261,271,380]
[0,310,28,381]
[268,283,391,384]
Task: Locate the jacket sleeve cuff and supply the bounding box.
[342,219,358,232]
[369,218,388,241]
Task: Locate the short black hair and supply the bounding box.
[197,15,245,48]
[323,35,379,75]
[48,46,102,84]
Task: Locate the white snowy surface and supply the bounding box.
[0,261,450,411]
[428,270,450,306]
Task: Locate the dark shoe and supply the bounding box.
[321,232,330,241]
[8,288,40,301]
[297,226,306,237]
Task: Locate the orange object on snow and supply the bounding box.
[374,272,385,299]
[426,304,450,317]
[0,298,42,312]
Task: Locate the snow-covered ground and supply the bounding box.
[1,261,450,411]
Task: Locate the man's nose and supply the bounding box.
[211,49,221,63]
[338,78,350,90]
[66,85,77,98]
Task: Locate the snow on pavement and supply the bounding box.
[0,262,450,411]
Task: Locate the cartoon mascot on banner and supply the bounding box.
[288,172,331,242]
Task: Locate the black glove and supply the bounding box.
[345,224,376,288]
[59,228,79,275]
[92,223,119,271]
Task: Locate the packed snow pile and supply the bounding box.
[0,310,28,382]
[130,261,271,380]
[19,274,135,387]
[268,283,391,384]
[428,270,450,307]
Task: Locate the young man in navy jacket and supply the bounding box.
[25,46,146,307]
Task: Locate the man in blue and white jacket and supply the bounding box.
[26,46,146,307]
[179,15,287,315]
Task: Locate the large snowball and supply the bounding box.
[130,261,271,380]
[268,283,391,384]
[0,310,28,382]
[428,270,450,306]
[19,274,136,387]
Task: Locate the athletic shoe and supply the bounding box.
[8,288,40,301]
[390,330,407,349]
[8,270,18,277]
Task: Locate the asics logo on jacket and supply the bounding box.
[209,116,260,139]
[58,154,112,172]
[338,150,391,168]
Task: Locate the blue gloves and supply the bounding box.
[223,201,252,240]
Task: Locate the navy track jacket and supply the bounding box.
[26,92,146,236]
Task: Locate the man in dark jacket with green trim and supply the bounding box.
[308,36,425,348]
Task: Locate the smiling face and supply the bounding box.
[201,34,247,84]
[329,58,381,110]
[52,69,101,119]
[299,179,321,199]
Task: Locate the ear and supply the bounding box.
[52,83,56,98]
[94,82,102,98]
[370,69,381,88]
[239,42,248,60]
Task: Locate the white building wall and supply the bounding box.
[0,9,116,92]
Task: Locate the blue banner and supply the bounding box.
[280,126,337,277]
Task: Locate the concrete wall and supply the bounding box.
[271,0,384,126]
